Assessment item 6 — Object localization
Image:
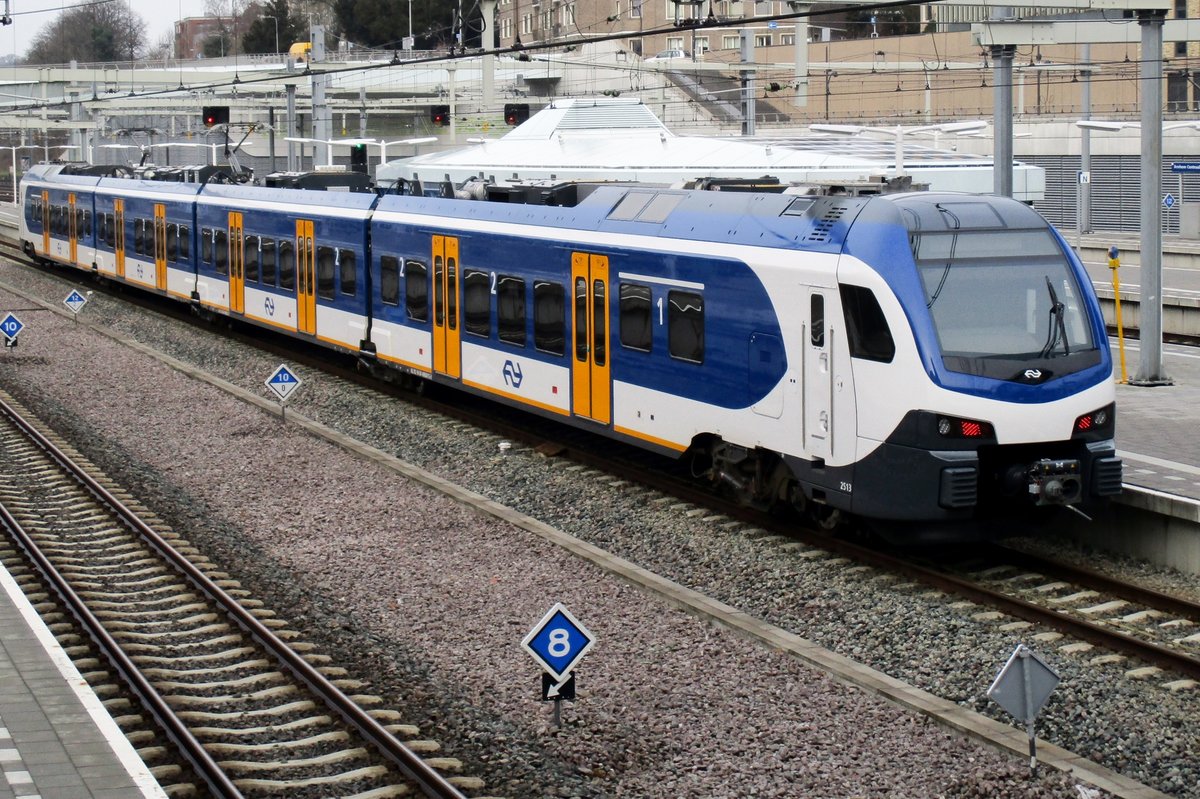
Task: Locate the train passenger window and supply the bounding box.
[316,245,335,300]
[619,283,652,352]
[463,269,491,337]
[98,214,108,244]
[133,218,145,254]
[260,239,276,286]
[82,211,92,238]
[447,257,458,331]
[533,281,565,355]
[668,291,704,363]
[497,275,526,346]
[338,249,356,297]
[214,229,228,274]
[810,294,824,347]
[592,280,606,366]
[380,256,399,306]
[244,235,259,282]
[178,226,190,261]
[105,214,115,247]
[74,208,84,236]
[574,278,588,362]
[840,285,895,363]
[166,224,178,262]
[201,228,213,264]
[278,240,296,290]
[405,260,428,321]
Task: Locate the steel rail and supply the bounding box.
[0,401,244,798]
[0,395,467,799]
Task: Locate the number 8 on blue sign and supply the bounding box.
[521,603,596,683]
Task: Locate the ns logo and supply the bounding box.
[503,359,524,388]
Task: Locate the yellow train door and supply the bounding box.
[68,193,78,264]
[154,204,168,291]
[228,212,244,313]
[114,199,126,278]
[295,219,316,335]
[571,252,611,424]
[41,191,49,254]
[432,235,461,379]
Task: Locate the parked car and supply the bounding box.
[646,49,689,61]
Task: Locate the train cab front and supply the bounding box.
[852,193,1122,539]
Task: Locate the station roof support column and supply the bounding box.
[1133,8,1171,385]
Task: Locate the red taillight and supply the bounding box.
[1074,406,1110,434]
[937,415,994,439]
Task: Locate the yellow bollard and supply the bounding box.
[1108,245,1128,385]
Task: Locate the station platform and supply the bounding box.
[0,563,165,798]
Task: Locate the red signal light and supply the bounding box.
[1075,414,1093,431]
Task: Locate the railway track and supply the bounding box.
[0,389,483,799]
[4,237,1199,696]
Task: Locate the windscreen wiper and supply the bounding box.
[1039,276,1071,358]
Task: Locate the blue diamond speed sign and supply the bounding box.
[0,313,24,343]
[521,603,595,682]
[265,364,302,402]
[63,290,89,314]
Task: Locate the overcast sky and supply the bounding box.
[1,0,209,61]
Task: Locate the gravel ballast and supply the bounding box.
[0,264,1193,798]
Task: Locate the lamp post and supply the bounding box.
[261,15,279,54]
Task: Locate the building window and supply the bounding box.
[666,36,683,50]
[631,0,642,17]
[754,33,772,47]
[695,36,709,53]
[613,0,621,20]
[780,33,794,45]
[755,0,770,14]
[722,34,740,49]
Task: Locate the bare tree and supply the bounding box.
[24,1,147,64]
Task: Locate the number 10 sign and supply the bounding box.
[521,603,595,683]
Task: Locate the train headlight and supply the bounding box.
[936,415,994,439]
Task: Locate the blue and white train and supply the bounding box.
[19,163,1122,540]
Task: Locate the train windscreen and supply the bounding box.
[911,228,1101,380]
